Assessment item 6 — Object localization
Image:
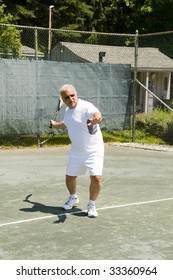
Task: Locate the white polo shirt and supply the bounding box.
[64,99,104,156]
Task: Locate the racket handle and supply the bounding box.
[49,122,52,128]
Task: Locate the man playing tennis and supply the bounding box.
[50,84,104,217]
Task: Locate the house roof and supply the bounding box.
[59,42,173,71]
[21,45,44,58]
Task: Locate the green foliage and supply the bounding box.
[15,5,36,21]
[0,26,22,57]
[1,0,173,33]
[0,134,71,149]
[0,2,13,23]
[85,30,99,44]
[0,130,165,149]
[134,130,164,144]
[136,109,173,144]
[0,2,22,57]
[103,130,164,145]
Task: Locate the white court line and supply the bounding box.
[0,197,173,228]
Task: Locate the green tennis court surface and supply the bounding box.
[0,144,173,260]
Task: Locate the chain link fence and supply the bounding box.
[0,23,173,148]
[138,31,173,100]
[0,23,136,59]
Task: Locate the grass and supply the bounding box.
[103,130,164,144]
[0,130,165,149]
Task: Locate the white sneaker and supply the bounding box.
[62,196,79,210]
[87,203,98,218]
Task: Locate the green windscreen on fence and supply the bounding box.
[0,59,131,136]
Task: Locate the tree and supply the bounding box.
[1,0,94,30]
[0,1,22,58]
[95,0,153,33]
[2,0,37,25]
[144,0,173,33]
[54,0,93,31]
[1,0,173,34]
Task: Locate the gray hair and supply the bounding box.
[59,84,77,95]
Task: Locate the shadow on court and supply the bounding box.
[20,194,87,224]
[0,144,173,260]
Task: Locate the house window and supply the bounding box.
[164,77,168,91]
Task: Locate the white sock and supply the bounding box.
[70,194,78,199]
[88,199,95,205]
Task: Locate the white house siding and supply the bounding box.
[136,71,172,112]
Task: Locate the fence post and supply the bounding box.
[37,135,41,147]
[132,30,138,142]
[34,27,38,60]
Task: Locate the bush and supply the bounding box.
[135,108,173,144]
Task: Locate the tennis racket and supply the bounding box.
[49,97,64,128]
[39,97,63,146]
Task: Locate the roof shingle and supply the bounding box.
[59,42,173,70]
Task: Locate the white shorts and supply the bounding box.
[66,153,104,176]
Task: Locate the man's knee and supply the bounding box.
[66,175,77,182]
[91,175,102,184]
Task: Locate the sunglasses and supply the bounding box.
[64,94,76,100]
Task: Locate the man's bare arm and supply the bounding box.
[50,120,66,129]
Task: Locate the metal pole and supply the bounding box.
[48,5,54,60]
[132,30,138,142]
[34,27,38,60]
